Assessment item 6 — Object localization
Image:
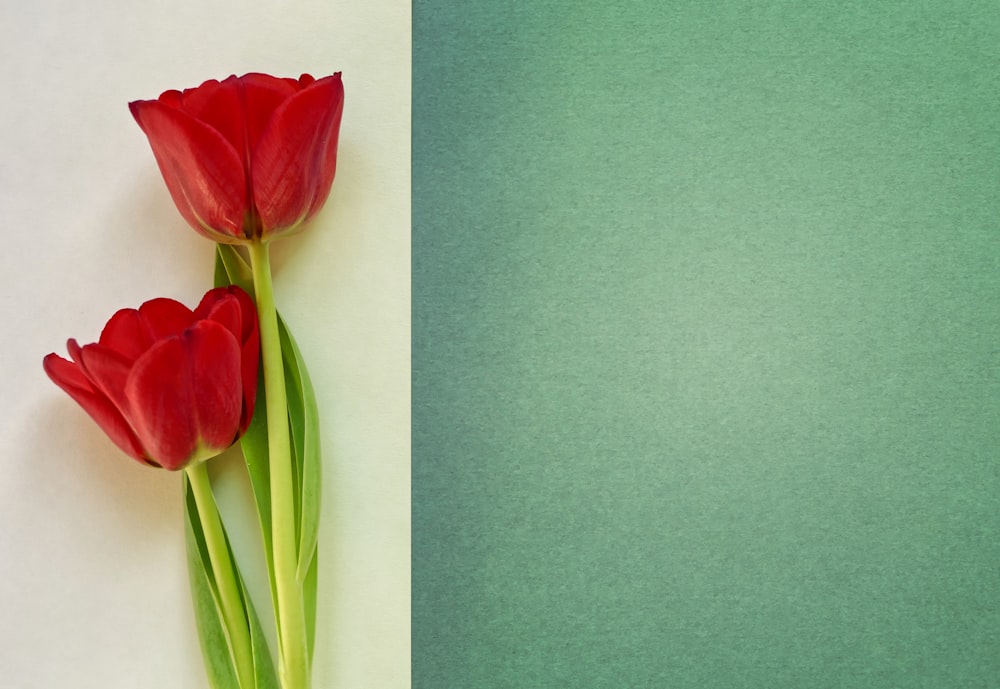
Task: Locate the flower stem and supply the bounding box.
[248,239,309,689]
[186,462,255,689]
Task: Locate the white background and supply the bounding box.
[0,1,410,687]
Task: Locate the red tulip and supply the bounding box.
[129,72,344,243]
[43,287,260,471]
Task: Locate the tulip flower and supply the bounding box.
[43,286,259,471]
[129,72,344,243]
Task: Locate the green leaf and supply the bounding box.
[184,475,241,689]
[238,556,280,689]
[239,378,277,608]
[184,475,280,689]
[215,244,255,294]
[277,316,322,663]
[301,544,319,664]
[277,316,322,583]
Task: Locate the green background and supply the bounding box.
[412,2,999,686]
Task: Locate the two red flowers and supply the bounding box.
[45,72,344,470]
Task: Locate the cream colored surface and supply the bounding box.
[0,1,410,687]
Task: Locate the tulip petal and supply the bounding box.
[239,337,260,434]
[138,298,197,341]
[126,322,242,470]
[78,343,133,412]
[99,299,194,360]
[67,338,84,365]
[197,286,258,342]
[43,354,147,462]
[98,309,150,360]
[129,99,248,241]
[238,73,301,153]
[195,290,242,343]
[173,78,246,162]
[186,322,244,452]
[195,285,260,431]
[125,337,196,469]
[177,74,297,169]
[230,286,259,345]
[252,73,344,234]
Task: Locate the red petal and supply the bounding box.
[43,353,147,462]
[239,346,259,432]
[98,309,150,361]
[137,297,196,341]
[194,289,242,342]
[231,286,260,344]
[196,286,258,339]
[46,351,91,392]
[236,74,300,157]
[226,285,260,429]
[239,319,260,433]
[187,321,243,451]
[174,78,245,160]
[177,75,296,165]
[301,74,344,221]
[67,338,84,364]
[193,286,259,432]
[125,322,242,470]
[99,298,194,360]
[252,73,344,234]
[78,343,133,412]
[129,99,248,241]
[125,337,197,470]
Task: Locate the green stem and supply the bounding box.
[247,239,309,689]
[186,462,255,689]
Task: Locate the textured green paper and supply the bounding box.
[413,2,1000,687]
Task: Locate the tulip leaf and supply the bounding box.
[238,378,277,604]
[214,251,233,293]
[277,315,321,584]
[215,244,255,296]
[301,540,319,663]
[183,475,279,689]
[276,315,321,666]
[238,553,281,689]
[184,475,240,689]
